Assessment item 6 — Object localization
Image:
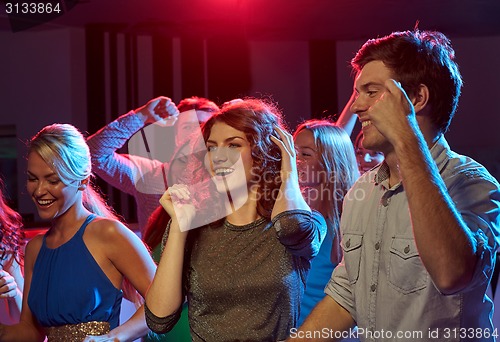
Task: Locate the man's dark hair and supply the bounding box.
[352,30,463,134]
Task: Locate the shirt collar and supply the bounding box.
[429,135,452,174]
[373,134,451,186]
[374,162,390,185]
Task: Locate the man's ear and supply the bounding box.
[78,177,89,191]
[412,84,430,113]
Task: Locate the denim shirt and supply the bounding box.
[326,136,500,342]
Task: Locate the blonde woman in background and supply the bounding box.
[293,120,359,325]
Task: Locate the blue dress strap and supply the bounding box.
[41,213,97,243]
[74,214,97,238]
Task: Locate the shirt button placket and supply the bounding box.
[368,190,391,341]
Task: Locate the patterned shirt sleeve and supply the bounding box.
[87,111,167,196]
[448,165,500,292]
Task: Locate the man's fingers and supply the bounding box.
[385,79,412,102]
[385,79,402,93]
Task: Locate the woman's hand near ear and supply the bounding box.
[270,125,310,217]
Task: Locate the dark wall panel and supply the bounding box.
[85,25,136,222]
[85,24,107,134]
[206,38,252,104]
[181,38,205,99]
[152,34,174,97]
[309,40,338,119]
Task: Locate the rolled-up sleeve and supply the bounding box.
[325,260,357,323]
[272,209,327,260]
[450,166,500,292]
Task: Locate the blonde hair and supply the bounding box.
[294,120,359,229]
[28,123,119,220]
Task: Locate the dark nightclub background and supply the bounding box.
[1,0,499,225]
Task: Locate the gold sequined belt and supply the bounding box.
[45,321,110,341]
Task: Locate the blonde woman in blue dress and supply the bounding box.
[0,123,156,341]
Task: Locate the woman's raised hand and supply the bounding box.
[159,184,196,232]
[270,125,298,183]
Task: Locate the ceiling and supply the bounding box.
[2,0,500,40]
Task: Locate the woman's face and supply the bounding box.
[294,129,324,187]
[26,151,81,221]
[205,122,254,195]
[356,145,384,173]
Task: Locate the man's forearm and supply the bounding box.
[288,296,355,341]
[395,131,476,294]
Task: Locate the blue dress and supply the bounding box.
[298,225,335,326]
[28,214,123,328]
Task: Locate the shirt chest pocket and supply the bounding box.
[387,237,428,294]
[342,233,363,285]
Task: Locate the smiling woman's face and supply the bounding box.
[26,151,80,221]
[204,121,254,195]
[294,128,324,187]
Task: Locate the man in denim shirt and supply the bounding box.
[290,30,500,341]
